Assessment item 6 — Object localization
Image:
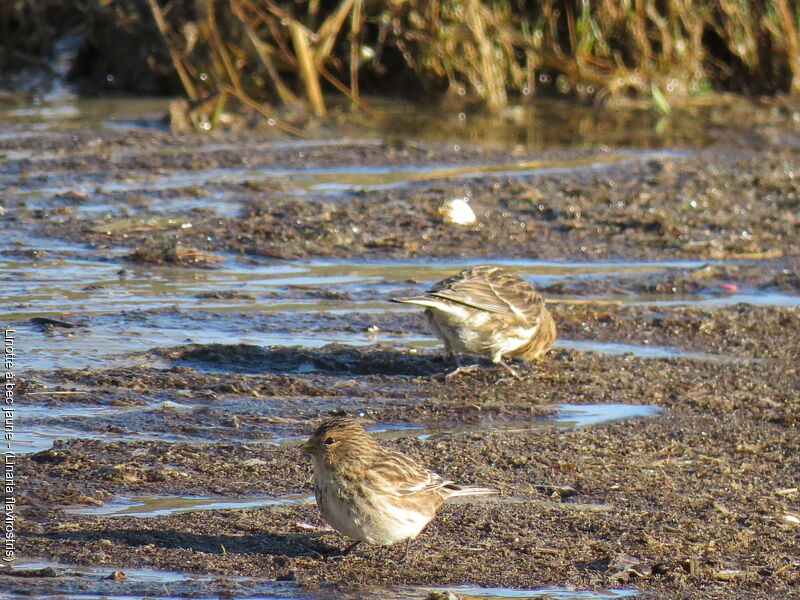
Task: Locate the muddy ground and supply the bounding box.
[3,103,800,599]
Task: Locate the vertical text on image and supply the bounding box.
[3,328,16,563]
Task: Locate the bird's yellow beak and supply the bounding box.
[299,439,314,454]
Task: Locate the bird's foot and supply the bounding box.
[321,540,360,560]
[395,538,413,563]
[339,540,361,557]
[494,358,523,383]
[445,364,481,378]
[300,545,326,559]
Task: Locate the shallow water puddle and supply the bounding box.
[639,291,800,308]
[7,245,791,372]
[7,560,232,583]
[4,560,306,600]
[14,403,188,455]
[5,561,635,600]
[67,493,314,518]
[14,314,735,373]
[555,339,740,361]
[407,403,660,441]
[0,128,381,162]
[13,312,399,372]
[3,150,676,208]
[417,586,636,599]
[17,401,658,456]
[8,235,798,324]
[4,253,713,318]
[553,404,660,428]
[8,243,798,327]
[9,252,800,327]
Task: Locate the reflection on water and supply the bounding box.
[66,493,314,518]
[0,92,733,151]
[421,586,636,599]
[555,339,746,362]
[18,402,660,456]
[554,404,660,427]
[373,96,717,150]
[1,150,679,211]
[6,560,636,600]
[5,240,794,372]
[4,560,304,600]
[411,403,661,441]
[13,403,185,455]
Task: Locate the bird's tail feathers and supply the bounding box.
[389,296,447,309]
[446,485,498,498]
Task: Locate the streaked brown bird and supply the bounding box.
[300,418,496,561]
[390,265,556,377]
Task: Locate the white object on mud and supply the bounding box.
[440,197,476,225]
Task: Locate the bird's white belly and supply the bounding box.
[432,308,491,352]
[497,325,539,353]
[371,499,430,544]
[318,482,430,545]
[432,308,537,358]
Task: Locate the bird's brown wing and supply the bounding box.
[366,450,452,497]
[428,265,545,320]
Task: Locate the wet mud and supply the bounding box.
[15,148,800,262]
[3,104,800,599]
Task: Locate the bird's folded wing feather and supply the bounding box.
[429,271,541,318]
[367,451,452,496]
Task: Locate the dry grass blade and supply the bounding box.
[230,0,298,106]
[349,0,362,107]
[289,20,326,117]
[145,0,198,100]
[4,0,800,120]
[314,0,356,65]
[775,0,800,94]
[203,0,242,95]
[221,84,305,137]
[464,0,507,111]
[316,62,378,117]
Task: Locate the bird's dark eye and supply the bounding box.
[324,436,335,445]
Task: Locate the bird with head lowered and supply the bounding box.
[390,265,556,378]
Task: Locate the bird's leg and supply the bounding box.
[325,540,360,559]
[443,348,481,378]
[442,341,459,366]
[339,540,361,557]
[292,540,325,559]
[494,357,522,381]
[445,361,481,378]
[396,538,413,563]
